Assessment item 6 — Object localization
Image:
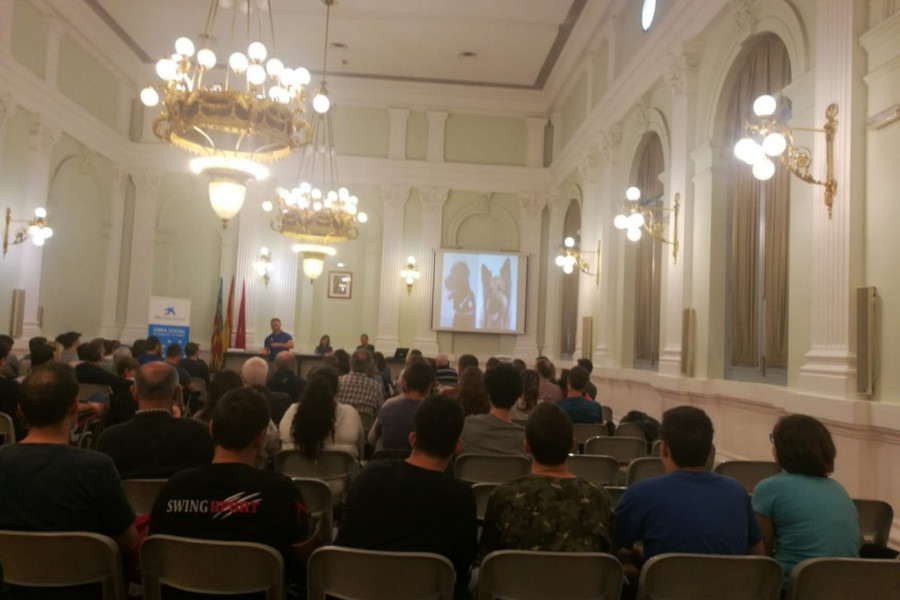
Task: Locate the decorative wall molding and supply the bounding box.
[664,48,700,98]
[597,122,622,164]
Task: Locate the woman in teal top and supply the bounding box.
[752,414,860,585]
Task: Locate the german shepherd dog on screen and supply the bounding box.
[481,258,511,330]
[445,261,476,329]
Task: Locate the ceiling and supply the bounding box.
[86,0,590,91]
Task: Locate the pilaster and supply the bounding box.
[526,117,549,168]
[121,171,162,343]
[412,186,448,355]
[374,184,410,354]
[233,193,263,350]
[512,193,546,361]
[98,170,128,339]
[387,108,410,160]
[593,124,622,367]
[575,146,602,360]
[426,111,449,162]
[544,196,568,360]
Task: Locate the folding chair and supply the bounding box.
[453,454,531,484]
[121,478,168,514]
[573,423,610,445]
[0,530,126,599]
[307,546,455,600]
[478,550,623,600]
[275,449,357,500]
[713,461,780,493]
[637,553,782,600]
[568,454,620,485]
[626,457,665,485]
[472,482,498,522]
[583,436,647,464]
[603,485,627,506]
[141,534,283,600]
[601,405,613,424]
[786,557,900,600]
[0,412,15,445]
[614,422,646,439]
[359,411,375,434]
[292,477,334,543]
[852,498,894,546]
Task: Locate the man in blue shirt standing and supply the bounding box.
[557,366,602,423]
[262,318,294,365]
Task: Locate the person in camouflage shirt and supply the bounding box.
[479,403,613,556]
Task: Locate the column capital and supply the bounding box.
[418,186,449,213]
[577,145,603,183]
[598,122,623,164]
[730,0,757,35]
[130,171,163,197]
[111,168,130,195]
[380,184,410,211]
[664,47,700,99]
[519,193,547,218]
[29,118,60,153]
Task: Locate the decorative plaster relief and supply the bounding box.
[598,123,623,163]
[29,119,60,153]
[664,50,700,98]
[577,145,602,184]
[380,184,410,212]
[418,186,449,213]
[731,0,758,34]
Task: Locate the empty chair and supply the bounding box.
[454,454,531,484]
[852,498,894,546]
[472,482,498,522]
[307,546,455,600]
[141,534,283,600]
[603,485,627,506]
[0,412,15,445]
[0,531,126,600]
[583,436,647,464]
[786,557,900,600]
[478,550,623,600]
[601,405,613,424]
[274,449,357,499]
[567,454,620,485]
[615,422,647,439]
[626,457,665,485]
[572,423,609,445]
[292,477,334,543]
[637,553,782,600]
[714,460,780,493]
[121,479,167,514]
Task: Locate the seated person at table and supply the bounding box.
[557,366,602,424]
[314,334,333,356]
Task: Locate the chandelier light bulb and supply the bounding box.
[229,52,249,73]
[555,255,565,267]
[312,92,331,114]
[42,227,53,239]
[295,67,311,85]
[248,42,267,62]
[156,58,178,81]
[265,58,284,77]
[752,157,776,181]
[350,196,358,205]
[298,198,309,209]
[34,207,47,218]
[299,182,312,194]
[627,227,642,242]
[563,264,574,274]
[614,214,628,230]
[140,86,160,107]
[28,225,40,237]
[753,94,777,117]
[174,37,195,57]
[326,190,338,202]
[734,137,764,165]
[261,200,273,212]
[357,212,368,223]
[627,213,645,229]
[407,256,416,264]
[338,187,349,200]
[762,132,787,157]
[311,188,322,200]
[626,186,641,201]
[313,201,323,211]
[565,255,576,267]
[197,48,216,69]
[247,64,266,85]
[32,236,44,247]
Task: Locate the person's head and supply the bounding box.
[270,318,282,333]
[577,358,594,373]
[76,344,91,361]
[485,356,502,371]
[131,339,147,357]
[333,349,351,375]
[48,341,62,361]
[115,356,138,378]
[83,339,104,363]
[406,349,423,367]
[350,349,373,374]
[567,366,589,393]
[410,394,464,459]
[525,403,575,466]
[145,336,162,355]
[20,364,79,428]
[28,336,47,355]
[0,337,12,363]
[308,365,340,394]
[435,353,450,368]
[373,351,387,372]
[535,358,556,381]
[483,363,522,410]
[241,356,269,387]
[291,376,338,459]
[103,339,121,356]
[557,369,570,394]
[56,331,81,350]
[521,369,540,411]
[318,334,331,347]
[457,354,478,373]
[359,333,369,346]
[165,344,182,361]
[134,362,180,406]
[659,406,713,469]
[455,366,489,416]
[512,358,527,373]
[203,369,243,422]
[185,342,200,358]
[210,387,270,452]
[111,346,132,364]
[402,360,434,395]
[771,414,835,477]
[274,351,296,372]
[30,344,55,368]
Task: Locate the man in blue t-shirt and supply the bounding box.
[557,366,602,423]
[262,317,294,364]
[615,406,764,563]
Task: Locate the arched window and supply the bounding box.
[723,34,791,383]
[560,199,581,359]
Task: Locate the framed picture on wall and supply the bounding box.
[328,271,353,299]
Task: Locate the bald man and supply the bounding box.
[97,362,213,479]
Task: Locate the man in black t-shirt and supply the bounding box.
[337,394,477,599]
[150,387,311,585]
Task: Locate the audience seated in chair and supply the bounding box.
[334,349,385,419]
[508,369,540,423]
[434,353,459,389]
[535,358,563,404]
[178,342,210,386]
[75,338,132,402]
[459,363,526,457]
[242,356,293,426]
[137,336,164,366]
[453,366,490,417]
[336,394,477,600]
[752,414,860,587]
[557,366,602,424]
[577,358,598,400]
[479,403,613,557]
[0,338,26,441]
[268,351,306,401]
[368,360,433,450]
[55,331,81,366]
[149,387,312,591]
[96,362,213,479]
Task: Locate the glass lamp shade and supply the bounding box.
[627,212,645,229]
[140,87,160,107]
[555,255,565,267]
[734,137,763,165]
[614,214,628,230]
[564,236,575,248]
[208,180,247,222]
[625,186,641,201]
[302,254,325,280]
[562,264,574,274]
[752,157,776,181]
[626,227,642,242]
[312,92,331,114]
[753,95,777,117]
[762,132,787,156]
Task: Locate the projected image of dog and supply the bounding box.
[444,262,476,329]
[481,258,511,330]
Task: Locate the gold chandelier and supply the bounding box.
[263,0,367,282]
[614,188,680,261]
[139,0,313,227]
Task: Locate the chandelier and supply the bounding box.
[263,0,367,282]
[139,0,314,227]
[614,187,680,261]
[554,236,600,286]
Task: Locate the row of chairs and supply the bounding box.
[0,531,896,600]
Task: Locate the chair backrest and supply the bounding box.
[141,534,283,600]
[567,454,620,485]
[359,411,375,433]
[307,546,455,600]
[583,436,647,464]
[121,479,168,515]
[713,461,780,493]
[274,449,357,498]
[626,457,666,485]
[852,498,894,546]
[478,550,623,600]
[637,553,782,600]
[77,383,111,402]
[472,482,498,522]
[601,405,613,424]
[453,454,531,484]
[0,412,15,445]
[651,440,716,470]
[0,530,125,599]
[573,423,609,444]
[292,477,334,543]
[603,485,627,506]
[786,557,900,600]
[615,422,647,439]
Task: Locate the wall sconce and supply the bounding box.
[734,94,838,218]
[254,246,275,286]
[400,256,420,295]
[3,207,53,258]
[555,236,600,286]
[614,188,679,261]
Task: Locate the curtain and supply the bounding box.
[634,135,665,361]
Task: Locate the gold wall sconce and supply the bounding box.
[254,247,274,286]
[614,188,680,261]
[400,256,420,295]
[555,236,600,286]
[734,94,838,218]
[3,207,53,258]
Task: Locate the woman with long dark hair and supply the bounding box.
[454,366,490,417]
[510,369,540,422]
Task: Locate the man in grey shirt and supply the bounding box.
[459,363,526,456]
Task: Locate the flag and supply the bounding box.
[224,276,235,349]
[235,279,247,350]
[210,278,224,371]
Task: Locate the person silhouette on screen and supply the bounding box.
[445,262,476,330]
